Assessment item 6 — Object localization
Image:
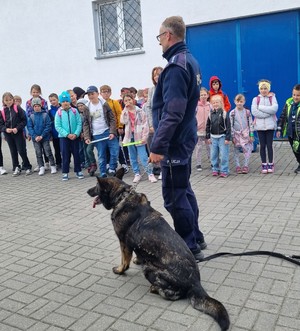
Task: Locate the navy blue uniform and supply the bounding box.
[151,41,204,251]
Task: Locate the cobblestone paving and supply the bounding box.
[0,141,299,331]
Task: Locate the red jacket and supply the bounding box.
[209,75,231,112]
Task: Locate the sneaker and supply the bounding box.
[267,163,274,173]
[219,173,228,178]
[50,165,57,174]
[196,165,202,171]
[12,167,21,177]
[33,166,39,172]
[158,173,162,180]
[38,166,45,176]
[261,163,268,174]
[100,173,107,178]
[62,173,69,181]
[121,164,129,174]
[190,245,204,262]
[242,166,249,174]
[197,240,207,250]
[76,171,84,179]
[25,169,32,176]
[107,169,116,177]
[236,166,242,174]
[89,164,97,177]
[294,165,300,174]
[212,171,218,176]
[133,174,141,183]
[44,163,50,171]
[0,167,7,175]
[148,174,157,183]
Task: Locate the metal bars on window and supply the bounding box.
[93,0,144,58]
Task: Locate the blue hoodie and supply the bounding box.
[151,41,201,161]
[48,104,60,139]
[27,110,52,141]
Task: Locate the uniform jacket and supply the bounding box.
[151,41,201,161]
[82,99,117,140]
[27,110,52,141]
[251,93,278,131]
[209,76,231,112]
[206,108,231,141]
[0,105,27,132]
[54,107,82,138]
[277,97,300,138]
[120,106,149,146]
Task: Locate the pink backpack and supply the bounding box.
[56,107,77,117]
[0,104,18,122]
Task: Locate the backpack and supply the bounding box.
[0,104,18,122]
[256,95,273,106]
[57,107,77,117]
[231,108,251,128]
[231,109,252,147]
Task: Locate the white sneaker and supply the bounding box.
[50,165,57,174]
[44,163,50,171]
[38,166,45,176]
[148,174,158,183]
[158,173,162,180]
[133,174,141,183]
[33,166,39,172]
[25,169,32,176]
[0,167,7,175]
[12,167,21,177]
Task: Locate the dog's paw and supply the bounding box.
[150,285,159,294]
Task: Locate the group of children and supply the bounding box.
[195,77,300,176]
[0,83,158,182]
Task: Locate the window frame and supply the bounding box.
[92,0,145,59]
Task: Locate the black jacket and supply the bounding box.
[0,105,27,132]
[206,108,231,141]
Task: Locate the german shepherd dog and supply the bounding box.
[87,168,230,331]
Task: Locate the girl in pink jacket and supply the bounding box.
[120,93,157,183]
[195,87,211,171]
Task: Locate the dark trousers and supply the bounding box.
[33,140,55,167]
[0,137,3,166]
[288,136,300,164]
[257,130,274,163]
[60,137,81,173]
[4,131,31,171]
[52,138,62,167]
[161,158,204,251]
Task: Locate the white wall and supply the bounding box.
[0,0,299,103]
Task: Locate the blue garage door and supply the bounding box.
[186,10,300,113]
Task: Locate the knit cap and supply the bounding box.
[59,91,71,103]
[77,98,88,106]
[31,98,42,107]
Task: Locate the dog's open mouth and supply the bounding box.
[93,196,101,208]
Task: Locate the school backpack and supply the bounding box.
[231,108,251,128]
[256,95,273,106]
[0,104,18,122]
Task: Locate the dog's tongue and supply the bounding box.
[92,196,100,208]
[93,200,96,208]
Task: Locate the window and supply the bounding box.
[92,0,144,59]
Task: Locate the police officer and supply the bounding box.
[149,16,206,262]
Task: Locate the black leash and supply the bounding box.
[200,250,300,266]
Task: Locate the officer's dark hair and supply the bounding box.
[162,16,185,41]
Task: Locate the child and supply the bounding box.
[195,87,211,171]
[276,84,300,173]
[48,93,62,169]
[251,79,278,174]
[209,76,231,111]
[120,93,157,183]
[0,92,32,176]
[26,84,49,171]
[206,94,231,177]
[54,91,84,181]
[27,98,57,175]
[230,94,254,174]
[76,98,90,169]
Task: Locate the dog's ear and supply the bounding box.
[115,167,125,180]
[96,176,112,192]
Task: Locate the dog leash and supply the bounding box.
[200,250,300,266]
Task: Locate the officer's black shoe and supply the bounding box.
[294,164,300,174]
[197,240,207,250]
[190,245,204,262]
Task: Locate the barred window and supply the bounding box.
[92,0,144,59]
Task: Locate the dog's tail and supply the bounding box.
[188,285,230,331]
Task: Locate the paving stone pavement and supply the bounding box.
[0,141,300,331]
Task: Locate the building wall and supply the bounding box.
[0,0,299,102]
